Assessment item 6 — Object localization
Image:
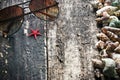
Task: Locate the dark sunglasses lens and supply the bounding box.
[29,0,59,21]
[0,5,24,36]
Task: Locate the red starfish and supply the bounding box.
[28,28,41,39]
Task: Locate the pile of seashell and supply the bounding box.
[91,0,120,80]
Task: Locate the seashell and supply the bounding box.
[94,69,102,78]
[106,41,119,51]
[107,16,120,28]
[92,59,104,69]
[102,11,110,18]
[102,30,120,42]
[96,6,118,16]
[114,10,120,17]
[116,62,120,77]
[91,1,99,9]
[104,0,112,6]
[112,0,120,8]
[95,15,109,22]
[102,26,120,35]
[95,17,103,22]
[95,40,106,50]
[111,53,120,77]
[113,41,119,47]
[99,0,105,3]
[114,45,120,53]
[100,49,108,58]
[96,33,110,42]
[102,58,117,77]
[112,53,120,60]
[98,3,104,9]
[104,3,110,6]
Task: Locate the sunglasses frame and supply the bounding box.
[0,0,59,37]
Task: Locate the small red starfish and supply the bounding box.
[28,28,41,39]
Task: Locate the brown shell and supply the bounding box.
[96,33,110,42]
[106,41,119,52]
[95,40,106,49]
[102,27,120,35]
[92,59,104,69]
[99,0,105,3]
[102,30,120,42]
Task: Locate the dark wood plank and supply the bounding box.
[0,0,47,80]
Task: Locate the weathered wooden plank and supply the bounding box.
[0,0,47,80]
[48,0,98,80]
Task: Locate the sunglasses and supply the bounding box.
[0,0,59,37]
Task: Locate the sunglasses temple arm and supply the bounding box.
[11,1,30,6]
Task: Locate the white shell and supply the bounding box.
[96,6,118,16]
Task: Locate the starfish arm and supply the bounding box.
[28,33,33,36]
[34,34,37,39]
[37,33,42,36]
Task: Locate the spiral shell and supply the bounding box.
[96,6,118,16]
[102,30,120,42]
[102,27,120,35]
[96,33,110,42]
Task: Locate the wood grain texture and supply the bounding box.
[0,0,47,80]
[47,0,99,80]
